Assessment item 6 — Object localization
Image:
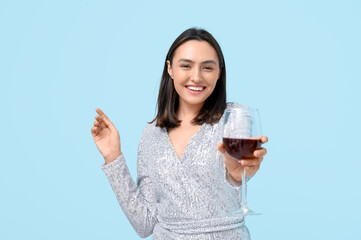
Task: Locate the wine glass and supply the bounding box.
[222,106,262,216]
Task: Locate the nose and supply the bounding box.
[191,67,202,83]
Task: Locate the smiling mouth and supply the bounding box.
[186,86,205,91]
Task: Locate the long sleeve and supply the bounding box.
[99,103,257,239]
[101,127,158,238]
[224,165,254,187]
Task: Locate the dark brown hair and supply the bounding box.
[151,27,227,129]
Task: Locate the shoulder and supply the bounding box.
[140,121,164,141]
[138,122,162,156]
[218,102,249,123]
[141,121,156,136]
[225,102,249,110]
[207,102,249,126]
[206,102,249,128]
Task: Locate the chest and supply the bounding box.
[148,123,227,203]
[167,124,202,160]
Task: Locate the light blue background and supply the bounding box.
[1,0,360,239]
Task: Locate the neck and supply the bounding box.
[177,100,204,126]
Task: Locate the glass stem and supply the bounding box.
[242,167,248,209]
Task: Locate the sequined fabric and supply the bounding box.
[101,103,252,239]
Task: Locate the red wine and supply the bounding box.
[223,138,262,160]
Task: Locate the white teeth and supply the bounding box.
[187,86,204,91]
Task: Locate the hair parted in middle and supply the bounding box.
[151,27,227,129]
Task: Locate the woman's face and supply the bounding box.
[167,40,221,110]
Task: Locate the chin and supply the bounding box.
[177,89,213,108]
[183,97,209,106]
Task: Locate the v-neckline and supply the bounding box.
[165,123,206,162]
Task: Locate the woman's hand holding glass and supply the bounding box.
[218,136,268,182]
[91,108,122,164]
[219,107,267,216]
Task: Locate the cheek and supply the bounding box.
[204,78,219,97]
[173,69,188,80]
[173,82,183,94]
[172,71,189,90]
[172,78,185,95]
[207,75,219,89]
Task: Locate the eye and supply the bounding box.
[204,66,214,70]
[181,64,191,68]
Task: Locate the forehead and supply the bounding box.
[173,40,219,63]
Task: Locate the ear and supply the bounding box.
[167,60,173,79]
[217,69,221,80]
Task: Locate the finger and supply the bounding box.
[217,142,225,153]
[261,136,268,144]
[91,126,98,137]
[241,157,263,167]
[95,116,106,129]
[96,108,116,130]
[245,165,260,173]
[254,148,267,158]
[91,126,98,133]
[93,120,100,128]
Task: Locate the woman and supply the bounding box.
[91,28,268,239]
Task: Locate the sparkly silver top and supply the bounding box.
[101,103,252,239]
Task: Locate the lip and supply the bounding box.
[185,85,206,95]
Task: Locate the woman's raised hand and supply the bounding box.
[91,108,122,164]
[218,136,268,183]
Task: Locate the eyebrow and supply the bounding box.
[177,58,217,65]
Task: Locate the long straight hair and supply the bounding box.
[151,28,227,129]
